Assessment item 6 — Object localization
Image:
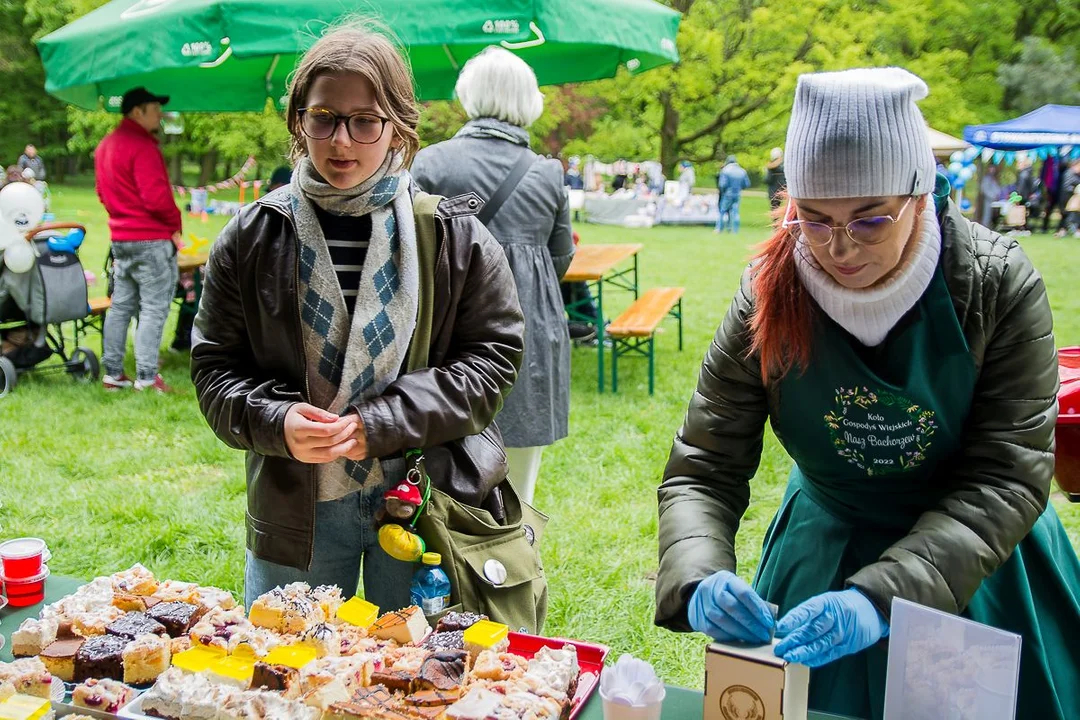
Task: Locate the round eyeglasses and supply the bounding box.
[782,196,915,247]
[298,107,390,144]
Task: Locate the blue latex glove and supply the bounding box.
[774,589,889,667]
[688,570,776,644]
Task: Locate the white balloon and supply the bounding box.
[0,221,22,251]
[3,240,35,273]
[0,182,45,231]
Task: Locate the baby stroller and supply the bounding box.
[0,222,100,397]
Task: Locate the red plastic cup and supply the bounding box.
[1,565,49,607]
[0,538,49,579]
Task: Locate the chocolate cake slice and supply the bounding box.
[74,634,128,682]
[420,630,464,652]
[370,669,416,694]
[107,611,167,640]
[416,650,468,691]
[39,637,85,682]
[250,662,299,693]
[147,601,204,638]
[434,612,487,633]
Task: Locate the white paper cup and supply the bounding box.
[600,688,665,720]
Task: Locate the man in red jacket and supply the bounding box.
[95,87,181,393]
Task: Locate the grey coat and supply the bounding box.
[412,119,573,448]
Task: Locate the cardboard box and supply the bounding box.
[704,640,809,720]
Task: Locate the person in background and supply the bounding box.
[715,154,751,233]
[677,160,696,203]
[95,87,182,393]
[17,145,45,183]
[267,166,293,192]
[656,67,1080,718]
[1056,158,1080,238]
[564,156,584,190]
[411,46,572,507]
[612,159,629,192]
[979,163,1002,228]
[765,147,786,209]
[1014,157,1041,232]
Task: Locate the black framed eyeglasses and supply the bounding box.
[782,195,915,247]
[298,107,390,144]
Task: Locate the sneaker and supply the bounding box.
[102,373,134,390]
[134,375,173,393]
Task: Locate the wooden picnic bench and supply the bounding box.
[608,287,684,394]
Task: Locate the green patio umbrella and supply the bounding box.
[38,0,681,112]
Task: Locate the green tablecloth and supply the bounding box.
[2,575,850,719]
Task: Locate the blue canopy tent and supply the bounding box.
[964,104,1080,151]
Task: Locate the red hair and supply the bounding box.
[748,192,816,383]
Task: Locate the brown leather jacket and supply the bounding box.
[190,188,525,571]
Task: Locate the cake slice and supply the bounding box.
[0,680,15,702]
[74,634,127,682]
[338,624,378,656]
[189,606,254,652]
[371,606,431,645]
[0,657,55,699]
[39,637,84,682]
[435,612,487,634]
[110,563,158,596]
[226,627,283,659]
[416,650,469,691]
[370,668,417,694]
[299,622,341,658]
[72,606,124,637]
[445,687,503,720]
[384,646,432,673]
[71,677,136,712]
[300,676,352,711]
[299,655,376,693]
[471,651,528,682]
[122,632,171,684]
[421,631,465,652]
[249,662,301,698]
[310,584,344,618]
[405,688,462,707]
[525,644,579,700]
[151,580,201,604]
[193,585,237,612]
[10,617,58,657]
[146,601,204,637]
[106,611,167,640]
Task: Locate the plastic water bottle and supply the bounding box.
[410,552,451,616]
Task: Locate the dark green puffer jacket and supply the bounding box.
[655,198,1058,630]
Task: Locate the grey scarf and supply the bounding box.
[291,154,419,500]
[454,117,530,146]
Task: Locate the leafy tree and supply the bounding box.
[998,36,1080,113]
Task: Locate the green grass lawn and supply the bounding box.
[1,183,1079,689]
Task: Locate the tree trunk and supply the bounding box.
[170,153,184,187]
[659,91,680,179]
[198,151,218,186]
[223,159,233,179]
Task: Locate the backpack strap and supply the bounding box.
[476,149,536,226]
[407,192,441,373]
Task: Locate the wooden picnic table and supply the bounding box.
[563,243,644,392]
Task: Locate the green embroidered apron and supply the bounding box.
[757,264,1080,719]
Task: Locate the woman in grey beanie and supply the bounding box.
[655,67,1080,718]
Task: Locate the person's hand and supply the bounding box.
[688,570,775,644]
[774,589,888,667]
[171,231,184,250]
[341,412,369,462]
[283,403,357,463]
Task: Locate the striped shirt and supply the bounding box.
[313,207,372,316]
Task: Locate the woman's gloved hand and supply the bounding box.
[774,588,889,667]
[688,570,776,644]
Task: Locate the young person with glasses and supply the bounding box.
[190,24,525,609]
[655,68,1080,718]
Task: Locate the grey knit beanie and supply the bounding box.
[784,67,935,200]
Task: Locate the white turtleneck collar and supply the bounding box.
[793,200,941,347]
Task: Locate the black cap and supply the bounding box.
[121,87,170,115]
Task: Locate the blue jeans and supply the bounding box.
[103,240,179,381]
[244,481,414,610]
[716,194,742,232]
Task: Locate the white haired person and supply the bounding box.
[655,68,1080,717]
[412,46,573,506]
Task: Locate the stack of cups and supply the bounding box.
[0,538,51,607]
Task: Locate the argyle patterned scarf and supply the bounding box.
[291,154,418,500]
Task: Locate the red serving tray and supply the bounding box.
[508,631,609,720]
